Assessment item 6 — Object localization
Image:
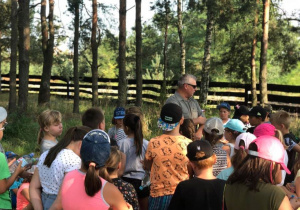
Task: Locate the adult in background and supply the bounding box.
[165,74,206,140]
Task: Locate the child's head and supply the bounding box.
[203,117,224,146]
[270,110,291,132]
[186,140,216,170]
[111,107,125,128]
[0,107,8,141]
[82,107,105,130]
[217,102,231,121]
[99,146,122,182]
[224,119,246,141]
[248,106,267,127]
[232,105,249,124]
[180,119,195,141]
[37,110,62,144]
[158,103,183,132]
[123,113,143,156]
[126,106,150,136]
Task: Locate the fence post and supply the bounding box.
[244,84,249,106]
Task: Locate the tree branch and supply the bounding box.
[30,2,41,9]
[83,54,92,67]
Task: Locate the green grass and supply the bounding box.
[0,93,299,156]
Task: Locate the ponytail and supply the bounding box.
[85,162,102,197]
[99,146,121,183]
[37,128,44,145]
[124,114,144,156]
[231,140,247,169]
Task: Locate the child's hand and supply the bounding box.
[286,183,296,193]
[15,161,31,176]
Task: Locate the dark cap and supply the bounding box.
[5,151,18,159]
[187,140,213,161]
[217,102,231,111]
[248,106,267,120]
[114,107,125,119]
[161,103,182,124]
[80,129,111,167]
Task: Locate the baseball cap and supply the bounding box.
[247,106,267,120]
[234,133,256,150]
[224,119,246,133]
[114,107,125,119]
[158,103,182,131]
[0,107,7,122]
[253,123,276,137]
[5,151,18,159]
[187,140,213,161]
[204,117,224,135]
[217,102,231,111]
[233,105,249,119]
[80,129,111,167]
[248,135,290,174]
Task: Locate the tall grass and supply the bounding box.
[0,93,299,155]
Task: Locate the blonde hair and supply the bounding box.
[275,129,288,150]
[192,154,216,170]
[270,110,291,129]
[37,110,62,144]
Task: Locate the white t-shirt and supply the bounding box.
[40,139,58,154]
[37,149,81,195]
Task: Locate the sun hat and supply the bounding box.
[234,133,256,150]
[248,135,290,174]
[114,107,126,119]
[80,129,111,167]
[187,140,213,161]
[247,106,267,120]
[217,102,231,111]
[204,117,224,135]
[224,119,246,133]
[5,151,18,159]
[0,107,7,122]
[253,123,276,137]
[158,103,182,131]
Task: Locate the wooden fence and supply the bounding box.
[1,74,300,113]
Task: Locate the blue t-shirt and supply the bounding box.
[217,166,234,181]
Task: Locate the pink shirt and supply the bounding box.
[61,170,110,210]
[17,183,30,210]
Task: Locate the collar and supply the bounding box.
[175,91,190,101]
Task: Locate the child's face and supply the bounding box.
[219,108,230,120]
[240,115,249,124]
[45,121,63,137]
[249,116,262,126]
[115,119,123,128]
[224,129,233,141]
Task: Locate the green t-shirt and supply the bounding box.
[0,152,11,209]
[224,181,285,210]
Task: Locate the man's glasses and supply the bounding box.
[0,122,8,131]
[185,83,197,89]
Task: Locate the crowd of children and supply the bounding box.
[0,97,300,210]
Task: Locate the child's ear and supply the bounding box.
[43,126,49,132]
[179,117,184,125]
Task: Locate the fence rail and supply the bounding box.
[1,74,299,113]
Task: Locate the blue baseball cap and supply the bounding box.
[217,102,231,111]
[80,129,111,167]
[224,119,246,133]
[5,151,18,159]
[114,107,125,119]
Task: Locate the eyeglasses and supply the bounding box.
[0,122,8,131]
[185,83,197,89]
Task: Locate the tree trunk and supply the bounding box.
[177,0,185,75]
[91,0,99,106]
[9,0,18,112]
[259,0,269,106]
[18,0,30,112]
[38,0,54,106]
[200,2,213,106]
[135,0,142,107]
[250,0,259,107]
[73,2,80,113]
[118,0,127,107]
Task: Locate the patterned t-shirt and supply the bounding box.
[37,149,81,195]
[112,178,139,210]
[212,143,228,177]
[145,134,192,197]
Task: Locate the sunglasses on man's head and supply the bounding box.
[185,83,197,89]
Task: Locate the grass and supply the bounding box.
[0,93,299,156]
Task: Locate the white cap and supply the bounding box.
[0,107,7,122]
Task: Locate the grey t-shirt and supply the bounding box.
[118,137,148,180]
[165,91,204,120]
[40,139,58,154]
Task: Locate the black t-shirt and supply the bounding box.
[168,177,226,210]
[284,132,298,184]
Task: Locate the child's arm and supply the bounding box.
[29,168,43,210]
[21,187,30,202]
[295,176,300,198]
[292,144,300,153]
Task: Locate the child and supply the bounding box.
[270,110,300,184]
[100,146,139,210]
[17,172,34,210]
[168,140,226,210]
[246,106,267,134]
[126,106,150,138]
[108,107,127,146]
[82,107,106,130]
[37,110,63,154]
[118,113,149,210]
[223,119,246,157]
[179,119,195,141]
[217,102,231,125]
[232,104,249,127]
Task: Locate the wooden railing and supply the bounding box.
[1,74,299,113]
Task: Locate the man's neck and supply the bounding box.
[177,89,189,100]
